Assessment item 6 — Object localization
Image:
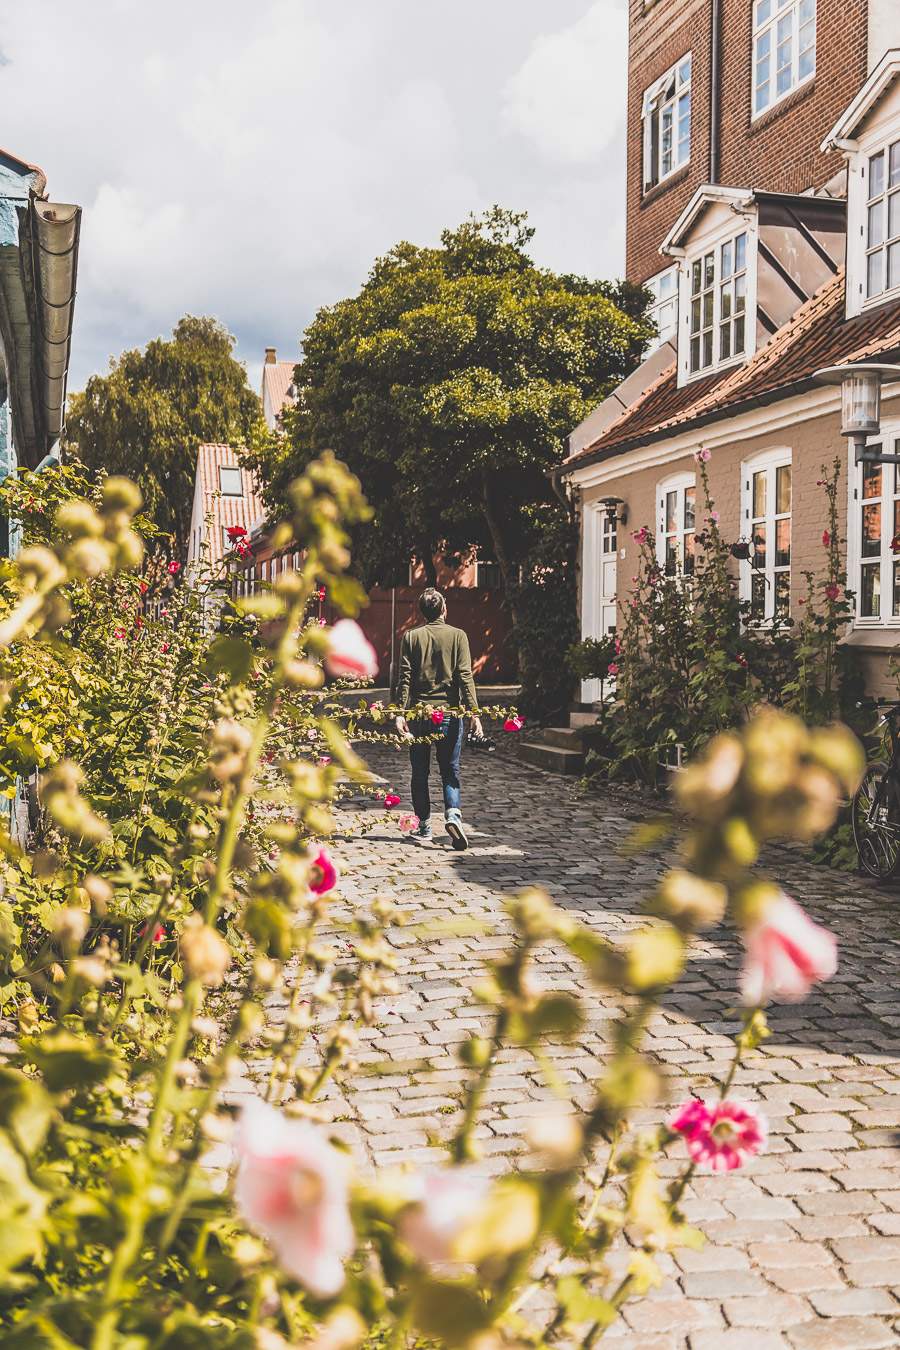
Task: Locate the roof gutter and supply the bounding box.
[30,199,81,451]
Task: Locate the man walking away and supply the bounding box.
[395,587,482,850]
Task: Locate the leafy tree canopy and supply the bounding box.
[245,208,652,590]
[65,315,262,557]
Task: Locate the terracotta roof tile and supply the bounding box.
[263,361,297,422]
[195,443,265,570]
[564,270,900,469]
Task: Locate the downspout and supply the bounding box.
[710,0,722,184]
[546,465,574,519]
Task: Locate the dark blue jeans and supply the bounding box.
[408,716,463,821]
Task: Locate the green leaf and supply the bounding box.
[556,1274,615,1326]
[203,636,256,683]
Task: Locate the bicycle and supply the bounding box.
[851,700,900,881]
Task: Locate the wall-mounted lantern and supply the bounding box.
[814,362,900,464]
[598,495,627,527]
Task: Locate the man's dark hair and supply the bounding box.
[418,587,446,621]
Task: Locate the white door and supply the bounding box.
[582,507,618,703]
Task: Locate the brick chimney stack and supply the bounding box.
[265,347,276,364]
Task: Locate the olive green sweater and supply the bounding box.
[396,618,479,713]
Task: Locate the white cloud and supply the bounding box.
[501,0,628,165]
[0,0,628,393]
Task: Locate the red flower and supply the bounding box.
[160,642,169,652]
[504,716,524,731]
[168,561,179,574]
[308,846,337,895]
[824,582,840,601]
[137,920,166,944]
[383,794,401,808]
[140,581,148,594]
[892,534,900,555]
[430,709,444,725]
[227,525,248,541]
[822,530,830,547]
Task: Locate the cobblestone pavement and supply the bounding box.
[258,735,900,1349]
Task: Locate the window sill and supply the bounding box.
[641,163,690,208]
[748,79,815,135]
[841,626,900,652]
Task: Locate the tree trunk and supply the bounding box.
[481,469,520,630]
[421,544,437,587]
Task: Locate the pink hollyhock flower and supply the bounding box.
[398,812,419,833]
[740,891,837,1004]
[383,794,401,808]
[323,620,378,680]
[168,561,179,574]
[607,663,619,676]
[822,530,830,547]
[397,1168,491,1263]
[234,1100,354,1297]
[614,638,621,655]
[667,1098,767,1171]
[824,582,840,601]
[317,587,326,601]
[632,527,649,543]
[504,716,524,731]
[308,846,337,895]
[430,709,444,725]
[369,701,383,712]
[693,448,711,463]
[318,756,331,766]
[708,511,720,523]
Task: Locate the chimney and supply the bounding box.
[265,347,276,364]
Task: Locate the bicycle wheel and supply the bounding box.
[851,762,900,881]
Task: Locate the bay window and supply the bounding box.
[753,0,815,117]
[657,474,696,577]
[742,452,792,622]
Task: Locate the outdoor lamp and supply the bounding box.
[599,495,627,527]
[814,362,900,464]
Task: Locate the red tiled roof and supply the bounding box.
[564,269,900,469]
[263,361,297,421]
[194,443,265,570]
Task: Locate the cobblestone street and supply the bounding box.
[264,735,900,1349]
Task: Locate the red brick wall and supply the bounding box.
[626,0,868,283]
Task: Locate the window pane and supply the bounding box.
[861,563,881,618]
[721,240,733,279]
[721,285,732,319]
[720,324,732,360]
[869,201,884,249]
[870,151,885,200]
[775,518,791,566]
[776,463,792,513]
[889,192,900,241]
[734,314,746,353]
[704,253,715,288]
[751,573,766,620]
[692,259,702,294]
[691,297,702,332]
[735,233,747,272]
[703,290,714,326]
[862,461,882,499]
[735,272,746,310]
[684,486,696,529]
[891,140,900,190]
[756,0,771,26]
[702,330,713,367]
[775,572,790,618]
[894,560,900,617]
[690,336,701,371]
[678,55,692,85]
[889,240,900,291]
[684,533,696,573]
[756,74,770,112]
[753,471,767,519]
[666,491,677,533]
[868,250,884,297]
[753,521,767,563]
[862,501,882,557]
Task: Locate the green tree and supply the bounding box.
[245,208,651,600]
[65,315,262,557]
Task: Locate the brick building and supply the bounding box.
[561,8,900,714]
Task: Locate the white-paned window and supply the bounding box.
[644,265,679,353]
[753,0,815,117]
[743,454,792,621]
[642,54,691,191]
[601,511,617,559]
[218,465,243,496]
[657,474,696,577]
[855,446,900,622]
[475,560,503,588]
[864,140,900,300]
[689,232,747,374]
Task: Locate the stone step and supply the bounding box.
[517,741,584,775]
[569,711,600,729]
[542,726,584,749]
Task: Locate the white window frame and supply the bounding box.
[862,137,900,304]
[847,426,900,627]
[740,448,793,624]
[687,230,750,377]
[218,465,243,496]
[642,53,691,192]
[644,264,679,355]
[656,471,696,579]
[752,0,816,120]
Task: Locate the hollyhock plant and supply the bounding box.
[137,921,166,943]
[168,561,179,574]
[822,530,830,547]
[308,846,338,895]
[383,794,401,808]
[824,581,840,601]
[430,709,444,725]
[234,1101,354,1297]
[607,663,619,677]
[504,716,524,731]
[397,1168,491,1264]
[667,1098,767,1172]
[398,812,419,833]
[323,619,378,680]
[227,525,247,541]
[693,447,711,463]
[740,891,837,1004]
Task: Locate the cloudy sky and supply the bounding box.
[0,0,627,397]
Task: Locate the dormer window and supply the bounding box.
[642,55,691,191]
[865,140,900,300]
[753,0,815,118]
[689,232,747,374]
[218,465,243,496]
